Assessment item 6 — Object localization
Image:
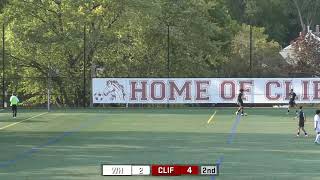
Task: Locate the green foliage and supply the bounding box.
[222,24,284,77]
[0,0,237,106]
[1,0,317,106]
[224,0,318,46]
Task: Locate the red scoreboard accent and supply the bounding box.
[151,165,180,176]
[101,164,217,176]
[151,165,200,176]
[180,165,199,175]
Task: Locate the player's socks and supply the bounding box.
[314,134,320,143]
[315,134,320,143]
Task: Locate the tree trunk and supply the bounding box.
[293,0,306,33]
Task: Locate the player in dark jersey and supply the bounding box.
[235,89,246,116]
[296,106,308,137]
[288,89,297,114]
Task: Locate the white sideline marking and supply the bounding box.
[0,112,48,130]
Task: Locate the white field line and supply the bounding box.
[207,111,217,124]
[0,112,48,130]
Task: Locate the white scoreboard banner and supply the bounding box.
[92,78,320,104]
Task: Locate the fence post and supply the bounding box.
[47,78,50,111]
[2,23,5,109]
[83,24,86,108]
[47,69,51,112]
[167,24,170,109]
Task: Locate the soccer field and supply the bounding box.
[0,108,319,180]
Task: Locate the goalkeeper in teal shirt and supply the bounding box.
[10,93,19,118]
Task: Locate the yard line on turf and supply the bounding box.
[211,156,224,180]
[211,114,242,180]
[207,111,217,124]
[227,115,242,144]
[0,112,48,130]
[0,114,104,168]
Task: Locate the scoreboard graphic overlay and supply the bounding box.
[101,164,218,176]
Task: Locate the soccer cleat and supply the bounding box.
[241,113,248,116]
[305,134,308,137]
[296,134,299,137]
[235,112,239,115]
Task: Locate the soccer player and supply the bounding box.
[235,89,246,116]
[287,89,297,114]
[10,93,19,118]
[296,106,308,137]
[314,110,320,144]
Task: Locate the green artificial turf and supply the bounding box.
[0,108,319,180]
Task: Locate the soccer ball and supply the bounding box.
[94,92,104,101]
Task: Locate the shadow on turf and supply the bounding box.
[0,131,318,179]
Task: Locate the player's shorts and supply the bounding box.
[237,101,244,107]
[289,100,296,107]
[298,120,304,127]
[11,105,17,111]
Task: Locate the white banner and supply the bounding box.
[92,78,320,104]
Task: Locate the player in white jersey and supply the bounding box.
[314,110,320,144]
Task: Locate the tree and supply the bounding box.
[292,0,320,33]
[95,0,238,78]
[224,0,314,46]
[290,33,320,76]
[0,0,238,106]
[1,0,129,106]
[222,24,284,77]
